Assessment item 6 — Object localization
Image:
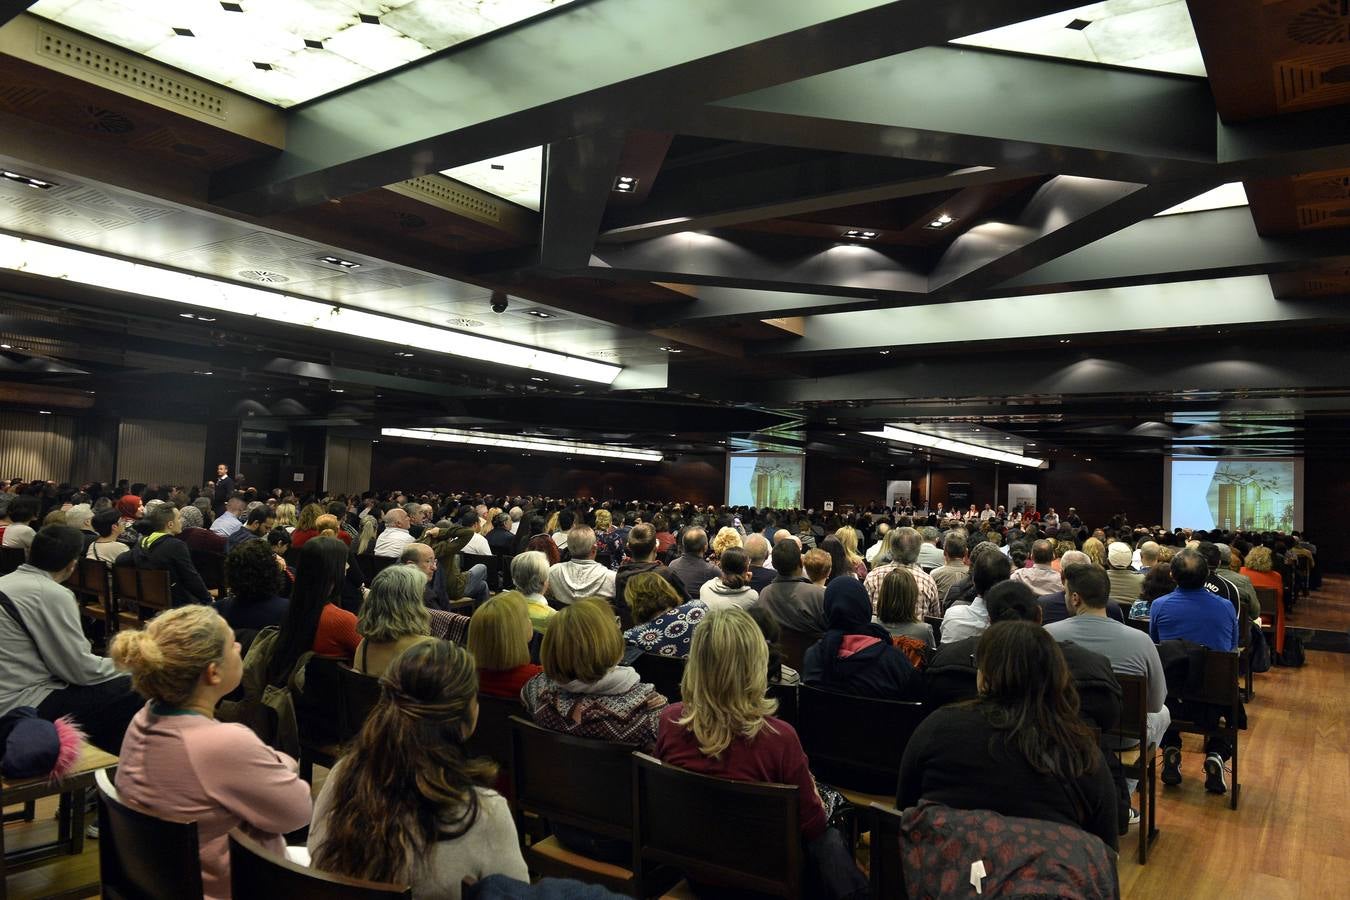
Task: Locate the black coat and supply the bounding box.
[802,634,922,701]
[126,533,212,606]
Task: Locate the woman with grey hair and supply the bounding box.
[179,504,204,530]
[353,565,433,676]
[510,550,555,632]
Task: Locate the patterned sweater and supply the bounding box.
[520,668,665,749]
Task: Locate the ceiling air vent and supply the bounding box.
[37,26,227,119]
[236,269,289,283]
[388,177,501,224]
[1287,1,1350,45]
[447,317,486,328]
[84,106,134,133]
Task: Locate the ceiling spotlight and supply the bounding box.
[657,346,683,353]
[879,349,890,355]
[394,350,414,358]
[490,291,509,314]
[1,170,55,190]
[197,316,216,322]
[924,214,955,230]
[613,175,639,193]
[193,370,213,375]
[0,344,10,349]
[319,255,362,269]
[843,229,879,240]
[330,388,344,393]
[529,376,546,383]
[1059,338,1071,344]
[38,410,52,415]
[179,312,196,319]
[525,309,555,319]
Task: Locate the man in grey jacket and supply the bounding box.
[756,539,828,633]
[0,525,142,753]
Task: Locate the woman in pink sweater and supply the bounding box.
[112,606,312,900]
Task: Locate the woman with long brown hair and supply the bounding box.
[309,640,527,895]
[896,620,1117,849]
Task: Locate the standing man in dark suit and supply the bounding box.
[211,463,234,515]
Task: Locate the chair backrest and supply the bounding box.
[797,684,928,795]
[336,663,384,743]
[777,627,820,672]
[466,693,523,771]
[924,615,944,644]
[191,550,225,592]
[633,752,801,898]
[633,652,687,703]
[766,681,798,726]
[368,555,397,580]
[136,568,174,612]
[297,656,346,747]
[96,768,204,900]
[114,564,140,605]
[1254,586,1279,620]
[868,803,907,899]
[1185,650,1241,712]
[0,546,24,575]
[229,829,410,899]
[496,552,515,590]
[284,547,303,571]
[1106,673,1149,750]
[510,716,635,839]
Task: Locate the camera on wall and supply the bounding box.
[490,291,509,314]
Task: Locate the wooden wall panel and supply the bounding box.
[116,418,207,487]
[326,435,372,496]
[71,416,118,485]
[0,410,77,481]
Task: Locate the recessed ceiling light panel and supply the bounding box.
[382,427,662,462]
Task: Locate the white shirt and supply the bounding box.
[373,526,415,558]
[463,533,491,556]
[209,512,242,537]
[1,522,35,550]
[940,596,990,645]
[509,520,520,535]
[865,540,885,563]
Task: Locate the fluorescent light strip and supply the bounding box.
[382,427,662,462]
[0,234,620,384]
[864,425,1045,468]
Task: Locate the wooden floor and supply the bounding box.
[1292,574,1350,634]
[6,651,1347,898]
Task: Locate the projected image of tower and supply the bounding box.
[1217,484,1237,530]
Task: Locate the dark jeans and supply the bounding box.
[36,675,143,755]
[1160,699,1233,760]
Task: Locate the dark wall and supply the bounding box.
[1303,456,1348,572]
[372,444,726,505]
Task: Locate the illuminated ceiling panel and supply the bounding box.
[952,0,1206,78]
[442,145,543,211]
[1154,182,1249,217]
[29,0,577,108]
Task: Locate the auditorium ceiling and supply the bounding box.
[2,0,1350,466]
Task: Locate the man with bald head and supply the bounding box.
[374,507,415,558]
[1010,539,1061,596]
[743,533,776,593]
[1039,550,1126,625]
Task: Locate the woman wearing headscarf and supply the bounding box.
[801,577,921,700]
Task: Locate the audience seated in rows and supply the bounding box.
[863,527,942,618]
[309,641,529,895]
[0,525,143,753]
[113,605,312,900]
[469,592,542,698]
[898,620,1119,851]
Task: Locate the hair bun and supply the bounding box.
[111,628,164,674]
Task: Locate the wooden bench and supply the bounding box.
[1,743,118,900]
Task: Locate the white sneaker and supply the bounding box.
[1204,753,1228,794]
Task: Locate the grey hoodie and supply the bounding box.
[546,558,617,605]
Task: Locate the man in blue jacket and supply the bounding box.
[1149,548,1238,794]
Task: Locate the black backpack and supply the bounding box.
[1275,633,1306,668]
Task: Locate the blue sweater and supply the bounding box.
[1149,587,1238,651]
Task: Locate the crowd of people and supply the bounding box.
[0,471,1318,898]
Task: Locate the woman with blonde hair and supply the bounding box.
[655,607,866,896]
[710,525,743,559]
[356,513,378,554]
[113,606,311,900]
[833,526,868,579]
[1050,539,1076,572]
[273,503,298,533]
[354,565,433,676]
[1081,537,1107,568]
[594,508,625,566]
[309,641,527,895]
[468,592,542,698]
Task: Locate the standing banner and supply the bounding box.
[886,480,913,507]
[1008,483,1038,512]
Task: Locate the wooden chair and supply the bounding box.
[295,656,345,781]
[632,752,802,899]
[633,652,686,703]
[1255,586,1285,656]
[336,663,384,744]
[466,694,524,774]
[796,685,927,804]
[496,552,516,590]
[72,557,118,638]
[766,681,798,727]
[96,767,204,900]
[113,566,174,626]
[460,553,499,593]
[1106,674,1160,864]
[777,627,820,672]
[1169,649,1242,810]
[191,550,225,593]
[923,615,944,644]
[0,744,118,900]
[229,830,410,899]
[867,803,906,899]
[509,717,673,896]
[0,547,24,576]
